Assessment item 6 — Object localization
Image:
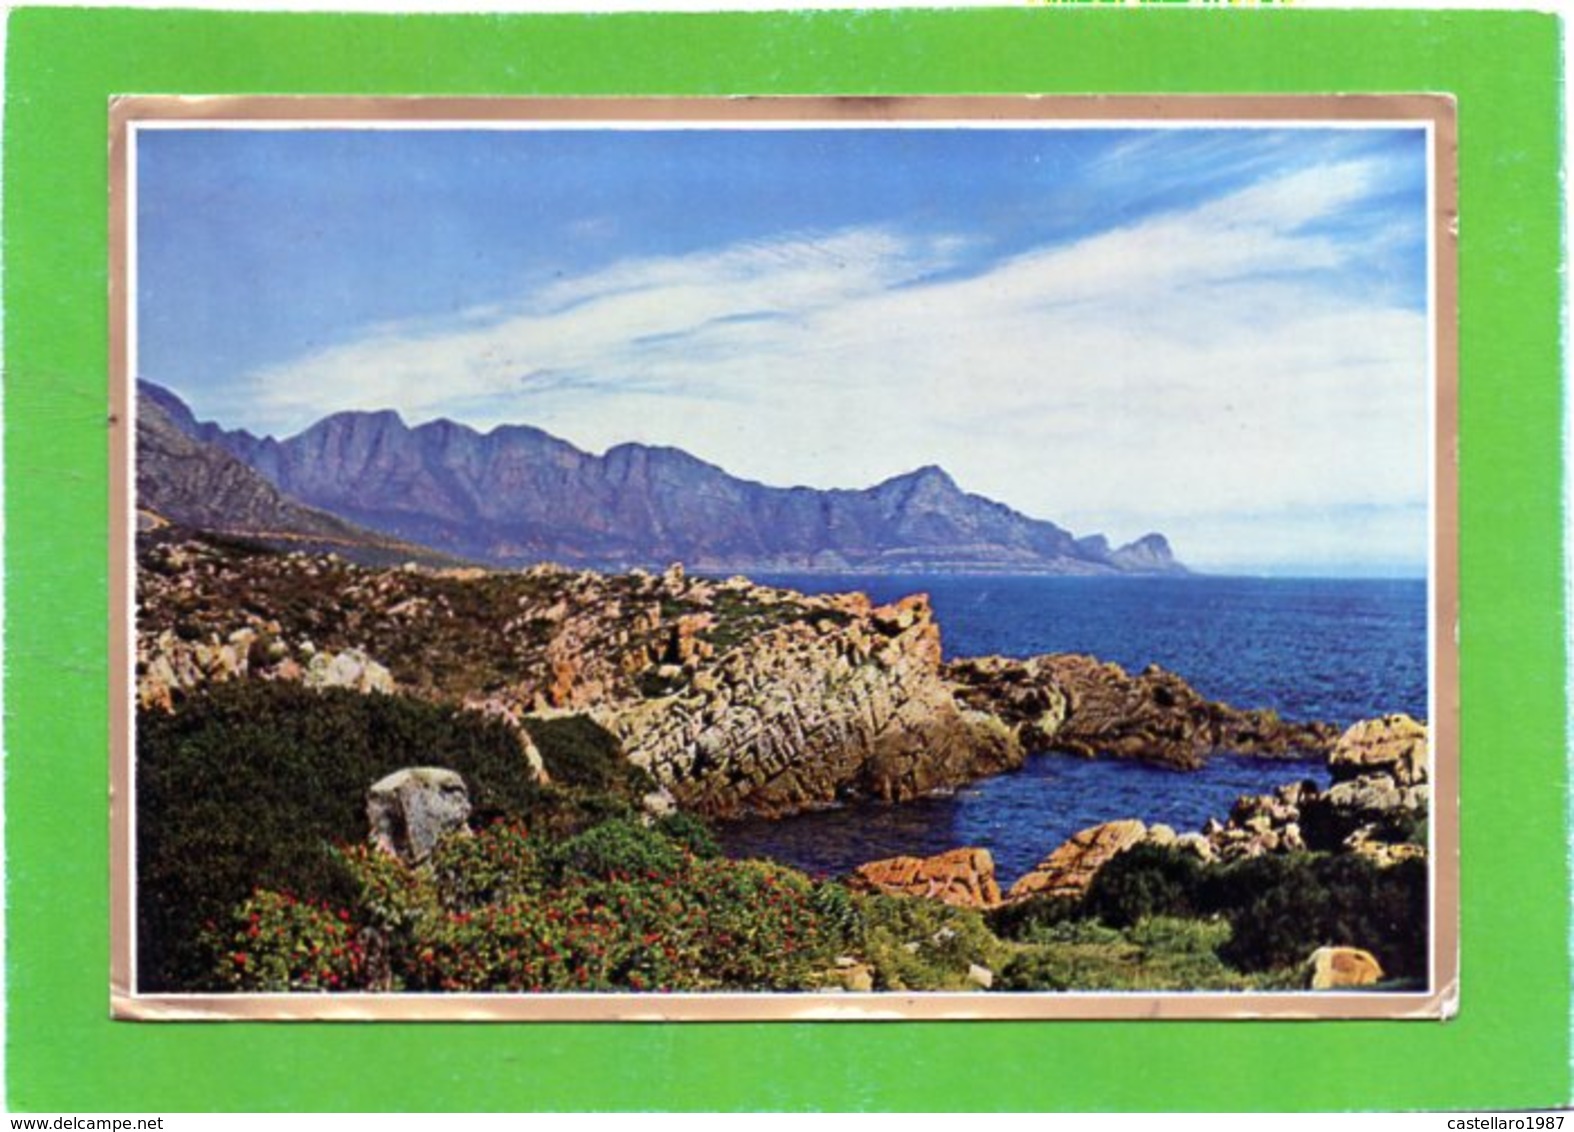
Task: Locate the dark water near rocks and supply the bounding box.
[713,574,1428,881]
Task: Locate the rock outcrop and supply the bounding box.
[1300,715,1430,866]
[602,594,1023,817]
[1196,779,1317,863]
[837,715,1431,916]
[137,534,1023,819]
[137,614,397,712]
[1305,946,1385,989]
[135,530,1403,828]
[1005,819,1150,903]
[847,847,1003,909]
[1193,719,1429,867]
[1328,713,1428,787]
[367,767,471,864]
[941,655,1070,750]
[948,653,1338,769]
[304,647,396,695]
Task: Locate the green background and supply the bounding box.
[5,7,1567,1112]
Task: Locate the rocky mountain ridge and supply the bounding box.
[139,381,1187,576]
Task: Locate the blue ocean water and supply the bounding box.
[714,574,1428,882]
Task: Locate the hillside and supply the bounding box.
[136,387,463,566]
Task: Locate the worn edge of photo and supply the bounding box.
[107,92,1460,1023]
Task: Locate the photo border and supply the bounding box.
[109,92,1458,1024]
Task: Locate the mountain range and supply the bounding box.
[137,381,1186,575]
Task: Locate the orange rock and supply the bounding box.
[1006,819,1148,903]
[849,846,1002,908]
[1306,946,1385,989]
[830,592,873,618]
[670,613,715,664]
[547,658,578,707]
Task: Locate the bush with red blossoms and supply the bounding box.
[206,889,365,992]
[208,816,853,993]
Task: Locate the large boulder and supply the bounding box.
[1329,714,1428,786]
[848,847,1002,908]
[1305,946,1384,989]
[367,767,471,864]
[1006,819,1148,903]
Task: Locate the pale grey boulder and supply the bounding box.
[306,647,396,695]
[367,767,471,864]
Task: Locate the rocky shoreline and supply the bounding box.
[848,711,1429,908]
[135,531,1430,994]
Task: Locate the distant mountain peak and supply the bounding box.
[889,463,958,488]
[309,406,408,432]
[1076,533,1112,557]
[1109,533,1184,574]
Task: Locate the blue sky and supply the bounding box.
[137,123,1431,575]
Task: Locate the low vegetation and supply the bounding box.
[208,818,845,993]
[138,597,1424,996]
[136,681,641,991]
[700,590,853,655]
[990,842,1428,986]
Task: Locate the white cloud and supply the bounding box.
[227,155,1429,572]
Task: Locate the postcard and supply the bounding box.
[109,95,1457,1020]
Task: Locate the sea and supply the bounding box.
[712,574,1429,882]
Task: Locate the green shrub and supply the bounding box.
[996,920,1125,991]
[1214,855,1428,979]
[809,879,861,943]
[1375,809,1428,848]
[520,782,641,842]
[547,819,683,883]
[653,811,722,859]
[1081,842,1206,928]
[997,942,1116,991]
[1299,796,1428,854]
[992,842,1428,985]
[410,895,627,993]
[429,821,545,911]
[136,681,541,992]
[1013,917,1125,949]
[853,892,1007,991]
[985,893,1082,942]
[337,841,435,935]
[313,824,841,992]
[997,916,1256,992]
[523,715,653,796]
[680,859,838,989]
